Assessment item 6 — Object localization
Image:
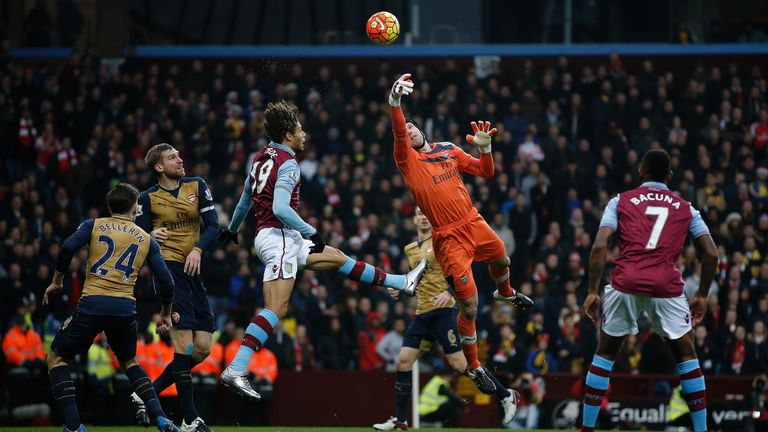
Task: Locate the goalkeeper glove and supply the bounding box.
[465,120,498,154]
[389,73,414,107]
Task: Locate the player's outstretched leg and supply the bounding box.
[305,246,426,296]
[336,254,427,296]
[125,364,181,432]
[48,364,85,432]
[580,354,615,432]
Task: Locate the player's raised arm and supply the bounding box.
[218,175,254,245]
[388,73,414,165]
[455,120,497,179]
[44,219,95,304]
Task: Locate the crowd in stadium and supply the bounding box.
[1,43,768,397]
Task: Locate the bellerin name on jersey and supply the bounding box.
[630,192,681,209]
[97,221,147,243]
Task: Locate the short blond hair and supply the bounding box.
[144,143,174,175]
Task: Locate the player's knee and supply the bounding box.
[446,353,467,373]
[327,247,347,265]
[396,355,413,372]
[193,345,211,362]
[490,254,510,268]
[459,303,477,320]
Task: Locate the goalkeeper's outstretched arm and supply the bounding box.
[389,73,414,166]
[457,120,497,179]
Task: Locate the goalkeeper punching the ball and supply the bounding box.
[387,73,534,394]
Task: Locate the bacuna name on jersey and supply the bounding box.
[629,192,681,209]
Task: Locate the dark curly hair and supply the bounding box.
[264,100,299,143]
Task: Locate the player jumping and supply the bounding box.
[580,149,718,432]
[216,100,427,399]
[134,143,219,432]
[387,73,533,393]
[43,183,179,432]
[373,207,520,431]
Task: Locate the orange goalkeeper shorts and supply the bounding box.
[432,210,506,301]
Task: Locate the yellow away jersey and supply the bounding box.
[404,238,455,315]
[83,216,151,300]
[137,177,213,263]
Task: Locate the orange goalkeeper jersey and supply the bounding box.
[392,106,494,230]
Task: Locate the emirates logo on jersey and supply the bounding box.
[187,193,196,203]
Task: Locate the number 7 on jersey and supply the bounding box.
[644,206,669,249]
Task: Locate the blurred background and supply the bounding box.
[1,0,768,50]
[1,0,768,430]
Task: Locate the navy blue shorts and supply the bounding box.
[402,307,462,354]
[163,261,215,333]
[51,311,137,362]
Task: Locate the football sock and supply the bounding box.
[488,265,515,297]
[678,359,707,432]
[582,354,614,429]
[395,370,412,423]
[153,357,201,394]
[172,353,198,424]
[126,365,166,421]
[486,371,512,399]
[230,308,279,373]
[49,365,80,431]
[457,315,480,370]
[338,256,406,289]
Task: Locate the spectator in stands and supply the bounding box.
[508,372,545,429]
[694,325,720,374]
[526,333,556,374]
[293,324,316,371]
[358,311,386,370]
[0,48,765,397]
[376,317,405,372]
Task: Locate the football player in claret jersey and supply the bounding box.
[580,150,719,432]
[216,100,427,399]
[43,183,179,432]
[134,144,218,432]
[373,207,520,431]
[387,73,533,394]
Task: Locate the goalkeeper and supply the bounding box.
[387,73,534,394]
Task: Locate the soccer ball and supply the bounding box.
[366,11,400,46]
